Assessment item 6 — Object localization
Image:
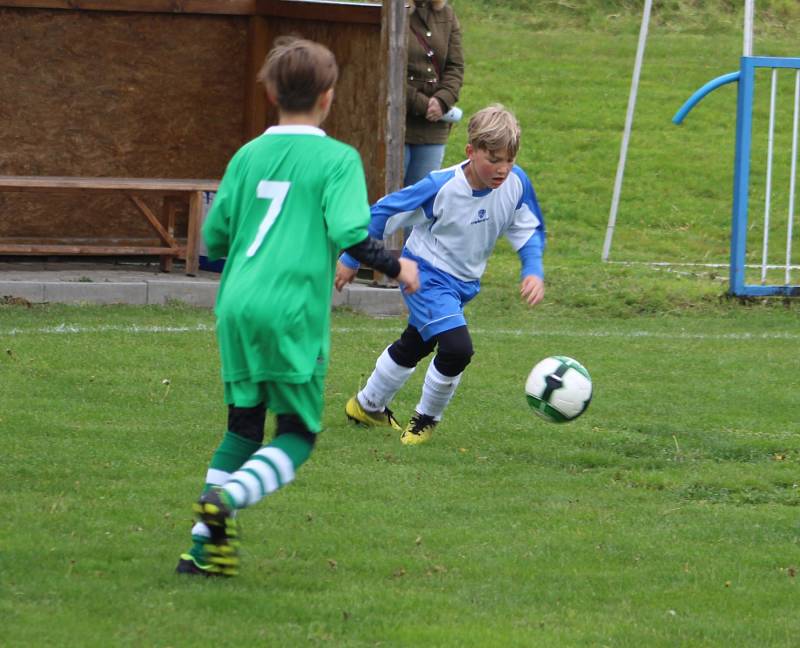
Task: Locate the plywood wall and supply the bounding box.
[0,8,248,240]
[0,1,387,245]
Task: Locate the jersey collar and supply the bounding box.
[458,161,492,197]
[265,125,326,137]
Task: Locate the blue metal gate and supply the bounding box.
[674,56,800,297]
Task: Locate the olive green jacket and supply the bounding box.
[406,0,465,145]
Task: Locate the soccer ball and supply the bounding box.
[525,356,592,423]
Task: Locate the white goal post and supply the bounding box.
[601,0,756,262]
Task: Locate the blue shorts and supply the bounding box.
[401,250,480,342]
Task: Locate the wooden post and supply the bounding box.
[160,196,179,272]
[384,0,407,199]
[372,0,407,286]
[186,190,203,276]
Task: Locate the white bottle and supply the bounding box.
[440,106,463,123]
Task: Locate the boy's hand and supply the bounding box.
[335,260,359,292]
[396,258,420,294]
[520,275,544,306]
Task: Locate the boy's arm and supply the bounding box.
[322,147,421,292]
[517,230,544,280]
[339,172,449,269]
[518,231,545,306]
[202,159,239,260]
[506,167,546,278]
[505,168,546,306]
[336,236,419,293]
[343,236,400,278]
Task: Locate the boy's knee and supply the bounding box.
[228,404,266,443]
[275,414,318,447]
[388,326,436,367]
[433,350,473,376]
[433,326,474,376]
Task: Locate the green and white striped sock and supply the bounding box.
[222,432,314,509]
[189,430,261,561]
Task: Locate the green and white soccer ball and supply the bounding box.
[525,355,592,423]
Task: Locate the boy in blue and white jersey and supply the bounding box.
[335,104,545,445]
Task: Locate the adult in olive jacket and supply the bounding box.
[404,0,465,187]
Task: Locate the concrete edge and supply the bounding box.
[1,277,406,315]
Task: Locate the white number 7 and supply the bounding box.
[246,180,291,257]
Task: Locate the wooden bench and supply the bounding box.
[0,175,220,276]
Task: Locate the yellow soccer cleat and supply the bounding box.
[345,395,401,431]
[400,412,437,446]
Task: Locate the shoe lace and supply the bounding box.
[408,412,437,434]
[385,407,400,428]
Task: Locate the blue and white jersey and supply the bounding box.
[342,160,545,283]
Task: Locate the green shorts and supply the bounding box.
[223,375,324,433]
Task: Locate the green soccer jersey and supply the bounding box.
[203,125,370,384]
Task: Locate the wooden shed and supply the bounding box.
[0,0,406,271]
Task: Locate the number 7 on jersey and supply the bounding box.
[246,180,291,257]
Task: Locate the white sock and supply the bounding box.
[191,521,210,540]
[416,361,462,421]
[190,468,231,541]
[358,347,416,412]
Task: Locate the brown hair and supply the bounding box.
[467,104,521,159]
[257,37,338,113]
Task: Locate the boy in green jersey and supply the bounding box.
[176,37,418,577]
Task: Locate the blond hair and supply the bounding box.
[258,37,338,113]
[467,104,521,159]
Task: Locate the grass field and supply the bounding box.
[3,1,800,646]
[2,304,800,646]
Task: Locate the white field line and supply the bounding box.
[0,323,216,336]
[1,322,800,342]
[607,260,800,270]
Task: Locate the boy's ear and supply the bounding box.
[266,88,278,106]
[319,87,334,112]
[465,143,475,158]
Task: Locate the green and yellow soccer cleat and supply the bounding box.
[345,395,401,431]
[400,412,437,446]
[193,488,240,577]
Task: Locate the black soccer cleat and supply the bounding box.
[175,553,225,577]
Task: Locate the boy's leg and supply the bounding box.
[178,405,265,573]
[403,326,474,446]
[198,377,321,573]
[393,258,477,444]
[220,413,315,509]
[416,326,473,419]
[348,325,435,429]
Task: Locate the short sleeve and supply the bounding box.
[322,147,371,250]
[202,155,241,260]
